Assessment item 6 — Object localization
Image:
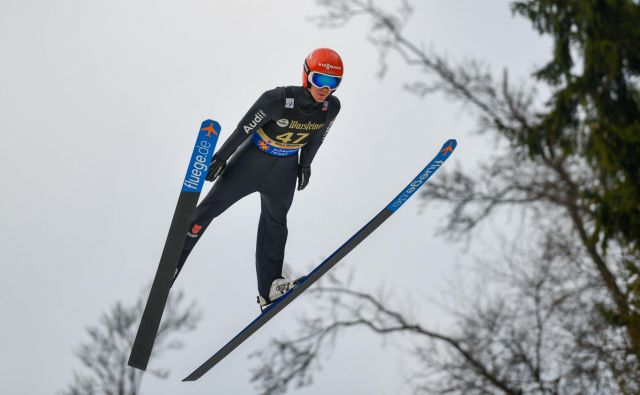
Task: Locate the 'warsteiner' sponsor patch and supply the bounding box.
[288,120,324,131]
[244,110,267,134]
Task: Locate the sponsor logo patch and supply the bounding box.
[285,98,294,109]
[277,118,289,127]
[200,123,218,137]
[187,223,203,238]
[243,109,267,134]
[289,120,324,131]
[440,143,454,156]
[388,161,445,210]
[182,140,212,191]
[318,63,342,72]
[258,140,269,151]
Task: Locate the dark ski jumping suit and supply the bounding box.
[176,86,340,299]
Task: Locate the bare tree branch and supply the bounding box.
[249,1,640,394]
[60,287,202,395]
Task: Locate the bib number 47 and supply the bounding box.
[275,132,309,144]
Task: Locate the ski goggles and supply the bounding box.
[308,71,342,90]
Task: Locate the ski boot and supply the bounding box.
[257,276,305,311]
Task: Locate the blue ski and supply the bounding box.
[129,119,221,371]
[183,139,457,381]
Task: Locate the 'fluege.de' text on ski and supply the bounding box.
[183,140,212,190]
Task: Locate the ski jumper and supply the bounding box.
[176,86,340,299]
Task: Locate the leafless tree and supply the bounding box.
[248,1,640,394]
[60,287,201,395]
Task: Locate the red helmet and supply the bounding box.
[302,48,344,89]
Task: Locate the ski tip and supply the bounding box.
[200,119,222,136]
[212,120,222,133]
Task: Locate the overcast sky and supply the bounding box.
[0,1,551,394]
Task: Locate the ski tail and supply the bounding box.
[182,138,456,381]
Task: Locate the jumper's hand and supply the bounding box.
[297,166,311,191]
[206,155,227,182]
